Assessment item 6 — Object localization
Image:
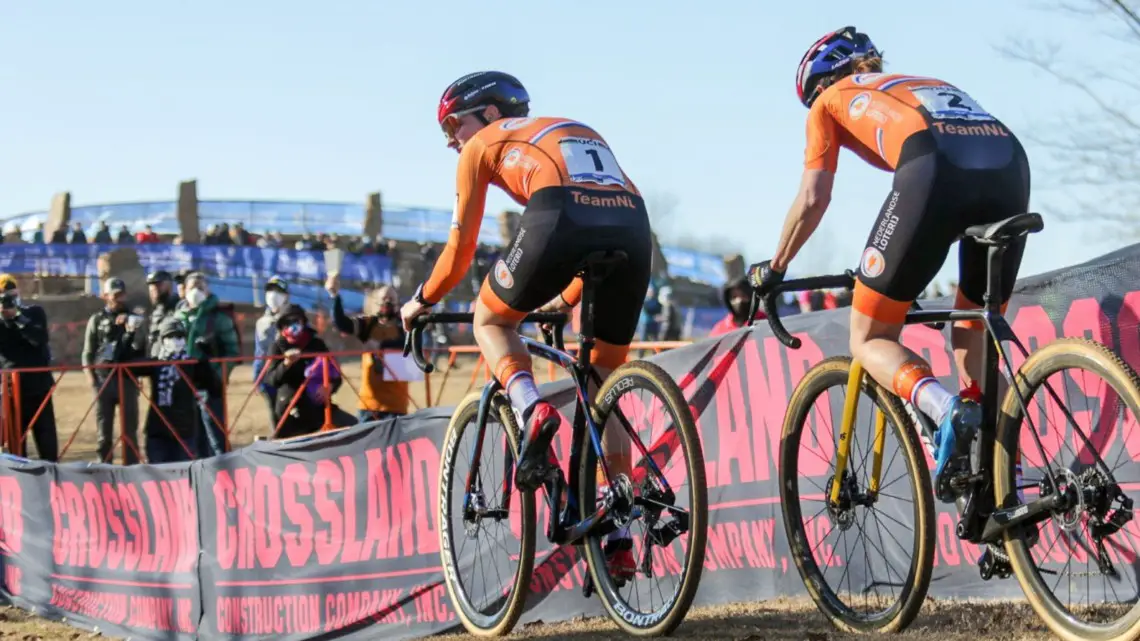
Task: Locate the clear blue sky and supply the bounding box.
[0,1,1124,286]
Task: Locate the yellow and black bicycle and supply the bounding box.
[750,213,1140,641]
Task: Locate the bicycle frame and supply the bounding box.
[408,308,673,548]
[760,235,1106,550]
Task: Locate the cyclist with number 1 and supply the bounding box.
[399,71,654,582]
[750,27,1032,502]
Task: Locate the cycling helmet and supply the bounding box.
[795,26,880,108]
[437,71,530,128]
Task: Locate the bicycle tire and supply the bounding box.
[994,337,1140,641]
[780,356,935,634]
[439,391,536,637]
[579,359,708,636]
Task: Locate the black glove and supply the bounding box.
[747,260,785,295]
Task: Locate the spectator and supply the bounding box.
[69,222,88,245]
[133,317,217,463]
[82,278,145,464]
[93,221,113,244]
[639,284,661,342]
[173,269,191,300]
[49,225,68,244]
[327,274,408,422]
[295,233,315,251]
[657,286,682,341]
[172,234,184,246]
[146,270,180,359]
[710,276,766,337]
[0,274,58,461]
[177,272,240,458]
[264,304,355,438]
[116,225,134,244]
[32,223,44,244]
[136,225,160,244]
[254,276,290,429]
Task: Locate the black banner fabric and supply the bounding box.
[4,243,1140,639]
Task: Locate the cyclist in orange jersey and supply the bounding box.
[749,27,1031,503]
[400,71,651,580]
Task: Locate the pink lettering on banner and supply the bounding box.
[0,476,24,555]
[49,479,196,574]
[213,438,441,571]
[1113,292,1140,463]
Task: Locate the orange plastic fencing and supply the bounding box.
[0,340,690,464]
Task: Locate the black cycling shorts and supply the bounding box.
[855,124,1031,322]
[482,186,652,346]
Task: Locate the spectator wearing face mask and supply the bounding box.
[176,272,240,457]
[254,276,290,428]
[132,317,218,463]
[709,276,767,337]
[264,304,355,439]
[326,274,409,422]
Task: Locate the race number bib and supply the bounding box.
[909,85,994,121]
[559,137,627,187]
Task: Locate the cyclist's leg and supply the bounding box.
[951,141,1031,399]
[479,192,581,491]
[580,204,653,582]
[847,137,980,500]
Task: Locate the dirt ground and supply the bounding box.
[0,598,1062,640]
[25,354,551,463]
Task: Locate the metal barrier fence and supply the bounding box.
[0,340,689,464]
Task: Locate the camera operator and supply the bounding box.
[0,274,58,461]
[325,274,408,422]
[146,270,180,358]
[82,277,145,464]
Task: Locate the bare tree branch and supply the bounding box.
[998,0,1140,237]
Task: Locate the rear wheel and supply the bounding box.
[439,392,535,636]
[995,338,1140,641]
[579,360,707,636]
[780,356,935,634]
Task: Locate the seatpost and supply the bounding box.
[979,243,1007,431]
[577,275,598,369]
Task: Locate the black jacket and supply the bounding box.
[264,334,343,437]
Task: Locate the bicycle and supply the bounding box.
[751,213,1140,641]
[403,250,708,637]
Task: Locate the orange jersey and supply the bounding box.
[422,117,640,302]
[805,73,1001,172]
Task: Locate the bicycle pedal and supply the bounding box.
[582,574,595,599]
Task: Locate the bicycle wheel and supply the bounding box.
[578,359,707,636]
[995,337,1140,641]
[439,391,536,636]
[780,356,935,634]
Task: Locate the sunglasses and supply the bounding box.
[440,106,486,139]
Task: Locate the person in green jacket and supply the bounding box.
[176,272,239,458]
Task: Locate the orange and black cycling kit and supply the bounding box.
[805,73,1031,325]
[420,116,652,368]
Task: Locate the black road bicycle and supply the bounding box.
[751,213,1140,641]
[404,250,708,637]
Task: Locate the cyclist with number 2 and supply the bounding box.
[400,71,653,582]
[750,27,1032,502]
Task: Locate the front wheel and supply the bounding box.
[439,391,535,636]
[579,359,707,636]
[780,356,935,634]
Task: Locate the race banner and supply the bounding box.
[0,242,1138,639]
